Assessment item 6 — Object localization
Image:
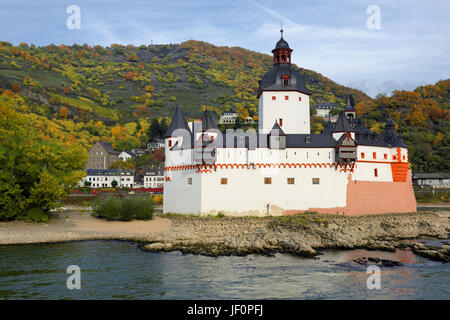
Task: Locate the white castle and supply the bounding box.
[163,31,416,216]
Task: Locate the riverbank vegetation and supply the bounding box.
[92,196,154,221]
[0,101,87,222]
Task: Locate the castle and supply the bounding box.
[163,30,417,216]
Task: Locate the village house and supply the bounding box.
[313,102,339,122]
[412,173,450,188]
[118,150,136,162]
[85,141,120,170]
[143,168,165,188]
[147,138,165,151]
[80,169,135,188]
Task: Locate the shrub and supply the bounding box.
[92,196,154,221]
[24,208,51,222]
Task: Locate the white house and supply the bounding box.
[118,150,136,162]
[314,102,339,122]
[147,138,165,151]
[413,173,450,188]
[80,169,135,188]
[162,30,416,216]
[143,168,165,188]
[218,108,238,124]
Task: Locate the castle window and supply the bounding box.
[168,140,172,148]
[264,177,272,185]
[361,152,365,159]
[312,178,320,185]
[283,78,289,86]
[272,96,276,100]
[287,178,295,185]
[285,95,289,100]
[384,153,388,160]
[374,169,378,177]
[403,155,406,160]
[188,178,192,185]
[299,97,302,102]
[221,178,228,185]
[373,152,377,159]
[279,119,283,126]
[393,155,397,160]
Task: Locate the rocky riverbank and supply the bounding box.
[0,211,448,262]
[142,212,450,262]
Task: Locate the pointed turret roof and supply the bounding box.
[201,109,218,131]
[333,111,354,132]
[165,106,191,137]
[345,96,354,111]
[269,121,286,136]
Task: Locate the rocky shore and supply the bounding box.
[142,212,450,262]
[1,211,449,262]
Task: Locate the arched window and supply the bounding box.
[281,54,286,62]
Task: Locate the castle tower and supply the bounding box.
[164,105,192,167]
[257,28,311,135]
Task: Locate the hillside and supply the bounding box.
[0,40,448,173]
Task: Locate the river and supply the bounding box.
[0,240,448,299]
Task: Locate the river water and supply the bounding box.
[0,240,448,299]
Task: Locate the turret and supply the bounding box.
[344,96,356,119]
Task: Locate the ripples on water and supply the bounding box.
[0,240,448,300]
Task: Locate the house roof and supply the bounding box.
[314,102,338,110]
[86,169,134,176]
[269,121,285,136]
[258,63,310,97]
[333,111,354,132]
[98,141,120,155]
[413,173,450,179]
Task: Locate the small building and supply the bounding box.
[313,102,339,122]
[143,168,164,188]
[412,173,450,188]
[85,141,120,170]
[147,138,165,151]
[80,169,135,188]
[118,150,136,162]
[131,148,147,157]
[218,108,238,124]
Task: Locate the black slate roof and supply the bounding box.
[98,141,120,155]
[165,105,191,137]
[201,109,218,131]
[274,37,290,49]
[333,111,354,132]
[269,121,285,136]
[258,64,310,97]
[344,96,354,111]
[314,102,338,110]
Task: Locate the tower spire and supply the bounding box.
[280,22,284,38]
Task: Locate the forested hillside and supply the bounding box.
[0,40,448,173]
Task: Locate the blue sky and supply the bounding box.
[0,0,449,97]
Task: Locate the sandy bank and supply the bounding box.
[0,211,171,244]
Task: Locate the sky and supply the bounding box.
[0,0,449,97]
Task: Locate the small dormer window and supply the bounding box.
[305,136,311,143]
[282,75,290,86]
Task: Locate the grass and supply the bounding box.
[414,189,449,203]
[92,196,154,221]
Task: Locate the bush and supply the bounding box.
[92,196,154,221]
[24,208,51,222]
